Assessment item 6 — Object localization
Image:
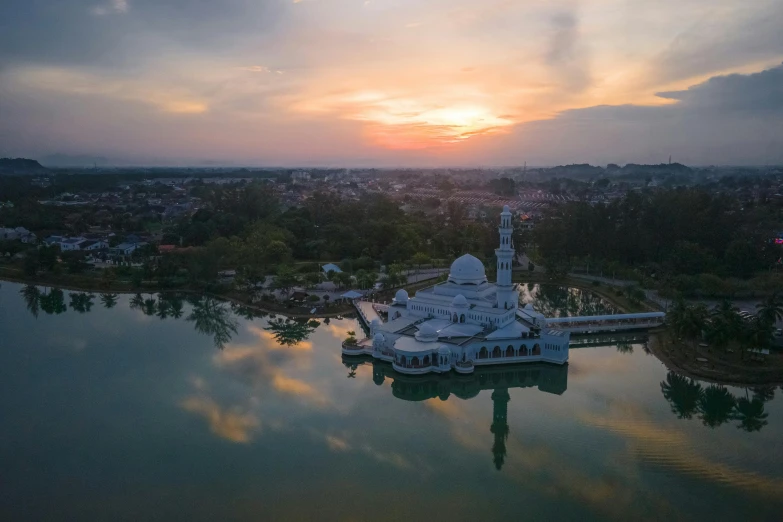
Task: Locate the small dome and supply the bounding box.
[415,323,439,342]
[373,333,385,342]
[451,294,468,308]
[438,345,451,355]
[502,204,511,214]
[394,289,409,303]
[448,254,487,285]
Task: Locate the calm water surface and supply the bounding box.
[1,282,782,521]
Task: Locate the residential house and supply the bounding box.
[0,228,19,240]
[59,237,87,251]
[111,243,139,256]
[81,240,109,251]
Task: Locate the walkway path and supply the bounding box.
[355,300,381,326]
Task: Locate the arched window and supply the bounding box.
[412,356,420,367]
[533,343,541,356]
[423,355,430,366]
[460,314,465,323]
[506,345,514,357]
[399,355,407,366]
[520,344,527,356]
[452,313,458,323]
[479,346,488,359]
[492,346,501,358]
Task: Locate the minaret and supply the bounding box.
[495,205,517,310]
[490,388,510,471]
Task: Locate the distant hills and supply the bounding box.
[40,154,111,167]
[0,158,47,174]
[534,162,693,179]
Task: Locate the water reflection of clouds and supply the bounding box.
[580,400,783,497]
[180,395,260,443]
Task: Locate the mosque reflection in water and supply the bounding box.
[344,354,567,470]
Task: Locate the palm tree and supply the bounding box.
[660,372,704,419]
[681,304,709,347]
[756,291,783,327]
[706,300,741,351]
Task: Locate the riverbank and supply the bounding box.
[647,328,783,387]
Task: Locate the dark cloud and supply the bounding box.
[544,12,590,92]
[657,63,783,114]
[0,0,286,69]
[471,64,783,166]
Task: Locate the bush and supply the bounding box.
[591,280,600,286]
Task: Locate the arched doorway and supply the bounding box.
[399,355,407,366]
[506,345,514,357]
[492,346,501,358]
[423,355,430,366]
[533,343,541,356]
[520,344,528,356]
[479,347,488,359]
[459,314,465,323]
[412,356,420,367]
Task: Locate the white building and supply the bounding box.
[345,206,569,374]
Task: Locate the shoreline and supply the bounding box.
[646,328,783,387]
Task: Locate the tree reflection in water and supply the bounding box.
[264,318,317,347]
[660,371,774,432]
[661,372,703,419]
[100,293,118,309]
[69,292,95,314]
[39,287,67,315]
[21,285,41,318]
[520,284,617,318]
[186,296,238,350]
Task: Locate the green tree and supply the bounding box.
[273,265,300,297]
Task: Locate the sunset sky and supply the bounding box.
[0,0,781,166]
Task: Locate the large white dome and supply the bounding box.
[448,254,487,285]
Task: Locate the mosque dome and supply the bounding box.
[451,294,468,308]
[394,289,409,304]
[415,323,439,342]
[502,204,511,214]
[448,254,487,285]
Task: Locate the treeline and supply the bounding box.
[534,188,781,293]
[173,184,504,274]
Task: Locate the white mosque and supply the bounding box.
[344,206,570,374]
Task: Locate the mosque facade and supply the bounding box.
[345,206,570,375]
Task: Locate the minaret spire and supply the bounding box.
[495,205,516,310]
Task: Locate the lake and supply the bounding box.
[1,281,782,521]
